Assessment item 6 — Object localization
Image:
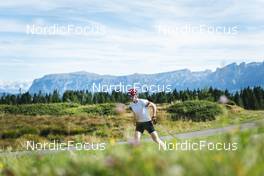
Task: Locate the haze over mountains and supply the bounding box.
[0,81,32,95]
[26,61,264,94]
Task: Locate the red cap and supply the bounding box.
[128,88,137,96]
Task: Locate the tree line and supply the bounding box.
[1,86,264,110]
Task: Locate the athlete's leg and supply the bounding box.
[134,131,142,144]
[150,131,166,150]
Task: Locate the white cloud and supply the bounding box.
[0,19,28,33]
[0,0,263,80]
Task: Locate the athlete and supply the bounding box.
[128,88,166,150]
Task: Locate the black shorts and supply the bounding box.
[136,121,155,134]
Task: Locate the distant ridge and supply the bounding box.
[28,61,264,94]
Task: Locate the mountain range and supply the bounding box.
[28,61,264,94]
[0,81,32,95]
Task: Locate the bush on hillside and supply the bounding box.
[1,127,39,139]
[167,100,223,121]
[0,103,74,116]
[81,104,117,116]
[39,125,87,137]
[0,103,116,116]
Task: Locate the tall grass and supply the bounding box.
[0,127,263,176]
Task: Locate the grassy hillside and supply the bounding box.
[1,102,264,151]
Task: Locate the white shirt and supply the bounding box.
[129,99,151,122]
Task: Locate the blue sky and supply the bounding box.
[0,0,264,81]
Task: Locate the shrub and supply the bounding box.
[82,104,117,116]
[1,130,19,139]
[40,126,86,137]
[19,134,43,142]
[1,127,39,139]
[0,103,116,116]
[0,104,72,116]
[167,100,223,121]
[47,134,64,142]
[40,126,68,136]
[95,129,108,137]
[226,100,236,106]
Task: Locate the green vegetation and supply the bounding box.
[81,104,117,116]
[0,99,264,175]
[0,103,73,116]
[167,100,223,121]
[1,101,264,151]
[1,126,263,176]
[0,103,116,116]
[1,86,264,110]
[0,103,123,151]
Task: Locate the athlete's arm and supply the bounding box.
[146,101,157,117]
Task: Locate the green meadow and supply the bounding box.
[0,125,264,176]
[0,100,264,175]
[1,101,264,151]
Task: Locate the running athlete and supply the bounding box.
[128,88,166,150]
